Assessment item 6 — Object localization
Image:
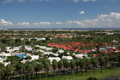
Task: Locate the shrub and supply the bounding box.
[87,77,97,80]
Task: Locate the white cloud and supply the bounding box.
[17,22,30,26]
[0,19,13,26]
[56,22,62,24]
[33,22,52,26]
[66,12,120,28]
[17,0,25,3]
[2,0,117,4]
[67,20,73,23]
[0,12,120,28]
[3,0,13,4]
[79,11,85,14]
[39,22,51,25]
[83,0,96,2]
[74,0,79,3]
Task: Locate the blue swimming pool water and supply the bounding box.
[17,54,26,58]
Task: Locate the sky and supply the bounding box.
[0,0,120,29]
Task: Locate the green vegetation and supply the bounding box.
[9,67,120,80]
[1,30,120,80]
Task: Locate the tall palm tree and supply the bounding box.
[5,64,15,80]
[31,61,37,79]
[26,63,34,80]
[52,59,58,80]
[70,60,76,80]
[98,56,105,73]
[84,57,91,75]
[0,69,4,80]
[57,60,63,80]
[63,59,69,80]
[0,63,5,80]
[91,58,98,74]
[39,63,43,80]
[43,59,50,80]
[75,59,79,72]
[111,55,119,69]
[104,56,109,68]
[79,59,85,76]
[34,63,43,80]
[16,63,24,80]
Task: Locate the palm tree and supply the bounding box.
[84,57,91,75]
[31,61,37,79]
[57,60,63,80]
[91,58,98,74]
[70,60,76,80]
[0,63,5,80]
[16,63,25,80]
[104,56,109,68]
[0,69,4,80]
[79,59,85,76]
[98,56,105,73]
[5,64,15,80]
[75,59,79,72]
[52,59,58,80]
[43,59,50,80]
[110,55,119,69]
[26,63,34,80]
[63,59,69,80]
[34,63,43,80]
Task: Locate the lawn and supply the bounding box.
[10,67,120,80]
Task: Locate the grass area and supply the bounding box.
[10,67,120,80]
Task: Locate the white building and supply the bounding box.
[62,56,73,60]
[30,55,39,60]
[75,54,88,58]
[48,57,61,63]
[58,49,64,53]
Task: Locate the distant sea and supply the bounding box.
[2,28,120,30]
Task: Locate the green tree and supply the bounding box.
[91,58,98,74]
[63,59,69,80]
[104,56,109,68]
[0,63,5,80]
[43,59,50,80]
[52,59,58,80]
[75,59,79,72]
[5,64,15,80]
[0,69,4,80]
[70,60,76,80]
[16,63,25,80]
[34,63,43,80]
[84,57,91,75]
[25,62,34,80]
[57,60,63,80]
[79,59,85,76]
[98,56,105,73]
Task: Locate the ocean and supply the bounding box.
[2,28,120,30]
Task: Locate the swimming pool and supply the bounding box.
[17,54,26,58]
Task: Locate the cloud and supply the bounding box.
[17,22,30,26]
[39,22,51,25]
[74,0,79,3]
[83,0,96,2]
[79,11,85,14]
[1,0,117,4]
[66,12,120,28]
[0,12,120,28]
[56,22,62,24]
[33,22,52,26]
[17,0,25,3]
[0,19,13,26]
[17,21,52,26]
[3,0,13,4]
